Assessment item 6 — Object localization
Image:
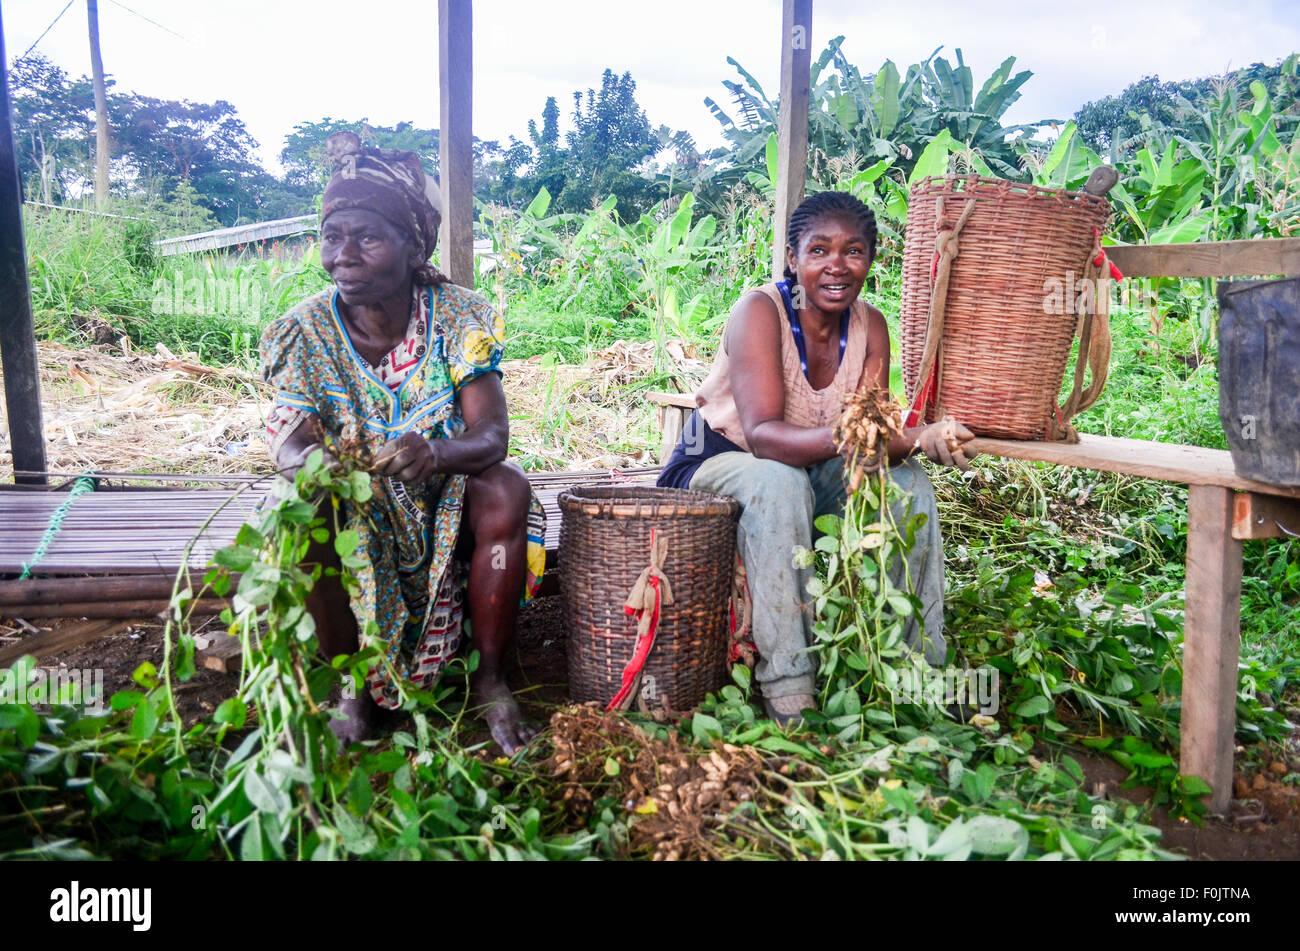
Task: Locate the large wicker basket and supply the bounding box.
[901,175,1114,440]
[559,486,738,712]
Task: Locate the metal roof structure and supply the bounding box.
[154,214,318,257]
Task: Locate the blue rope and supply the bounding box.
[19,475,96,580]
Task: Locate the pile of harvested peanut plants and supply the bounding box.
[834,386,905,493]
[547,704,789,860]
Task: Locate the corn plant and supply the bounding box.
[625,192,719,375]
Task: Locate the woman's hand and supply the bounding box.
[280,441,340,481]
[914,418,977,471]
[275,416,339,482]
[372,432,441,485]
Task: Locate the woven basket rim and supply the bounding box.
[558,485,739,518]
[909,173,1111,207]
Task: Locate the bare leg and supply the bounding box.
[302,496,379,743]
[461,461,536,754]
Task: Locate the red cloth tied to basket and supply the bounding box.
[607,530,674,712]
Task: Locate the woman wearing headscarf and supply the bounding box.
[260,131,546,752]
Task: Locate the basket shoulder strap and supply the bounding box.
[905,196,978,428]
[1049,249,1115,442]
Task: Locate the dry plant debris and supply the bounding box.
[496,340,692,470]
[2,340,675,479]
[0,340,272,479]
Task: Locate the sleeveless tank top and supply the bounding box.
[693,283,872,451]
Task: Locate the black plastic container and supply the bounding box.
[1217,276,1300,486]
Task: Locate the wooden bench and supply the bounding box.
[970,435,1299,814]
[647,391,697,463]
[0,467,663,579]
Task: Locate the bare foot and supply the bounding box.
[472,677,538,755]
[329,694,379,745]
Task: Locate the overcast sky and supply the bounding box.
[5,0,1300,171]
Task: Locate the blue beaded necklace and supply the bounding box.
[776,279,850,382]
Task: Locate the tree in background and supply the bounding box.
[7,53,96,202]
[7,53,298,227]
[522,97,567,204]
[1073,60,1300,160]
[9,55,682,228]
[282,116,533,214]
[14,42,1294,246]
[555,70,659,217]
[280,118,439,191]
[138,179,218,234]
[112,95,267,225]
[702,40,1049,202]
[479,72,680,218]
[1073,75,1199,159]
[473,134,533,209]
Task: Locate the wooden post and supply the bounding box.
[1180,485,1243,814]
[87,0,111,210]
[657,406,686,465]
[771,0,812,281]
[438,0,474,289]
[0,15,48,485]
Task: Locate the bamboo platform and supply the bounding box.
[0,467,662,576]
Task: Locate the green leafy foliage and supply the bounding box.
[0,463,605,861]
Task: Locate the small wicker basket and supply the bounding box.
[559,486,738,712]
[901,175,1114,440]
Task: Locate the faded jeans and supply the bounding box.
[689,452,947,700]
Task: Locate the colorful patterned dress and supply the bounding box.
[260,282,546,709]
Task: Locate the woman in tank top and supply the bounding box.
[658,191,976,725]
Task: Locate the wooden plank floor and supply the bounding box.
[0,467,663,576]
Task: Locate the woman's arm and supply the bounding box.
[859,304,918,464]
[729,291,840,467]
[864,308,931,464]
[370,373,508,483]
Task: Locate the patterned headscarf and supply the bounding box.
[321,130,448,287]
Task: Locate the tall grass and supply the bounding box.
[24,206,329,366]
[24,207,152,331]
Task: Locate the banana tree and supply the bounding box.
[703,40,1055,206]
[1023,121,1104,190]
[915,49,1044,179]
